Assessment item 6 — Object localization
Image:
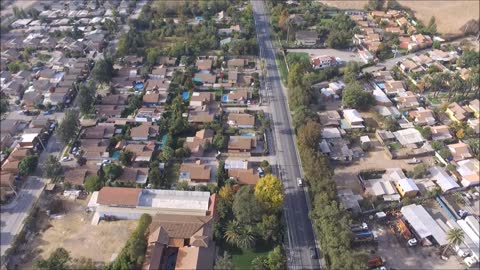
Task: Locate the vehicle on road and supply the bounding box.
[406,158,422,164]
[309,247,317,259]
[407,238,418,247]
[297,177,303,186]
[61,156,73,162]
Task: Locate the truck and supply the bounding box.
[351,222,369,232]
[353,231,375,243]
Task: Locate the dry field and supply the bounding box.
[19,198,137,269]
[318,0,480,35]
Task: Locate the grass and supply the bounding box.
[275,53,288,84]
[228,244,273,269]
[388,142,403,151]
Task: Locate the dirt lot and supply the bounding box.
[318,0,480,35]
[18,197,137,269]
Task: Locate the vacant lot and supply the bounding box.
[318,0,479,35]
[19,197,137,269]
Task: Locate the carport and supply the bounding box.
[401,204,448,246]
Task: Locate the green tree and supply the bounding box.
[71,257,96,270]
[148,167,166,188]
[84,176,103,192]
[216,161,227,187]
[43,155,63,181]
[233,186,264,225]
[92,57,114,83]
[412,163,428,179]
[18,155,38,176]
[292,106,315,130]
[442,228,465,257]
[214,252,234,270]
[0,99,9,115]
[342,81,375,110]
[57,109,80,144]
[35,247,70,270]
[119,150,134,166]
[77,82,96,115]
[224,220,255,250]
[267,246,286,270]
[343,61,361,84]
[257,214,282,242]
[254,174,284,212]
[103,163,123,180]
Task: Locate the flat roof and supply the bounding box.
[401,204,448,246]
[138,190,210,212]
[428,166,460,191]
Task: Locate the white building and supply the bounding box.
[428,166,460,192]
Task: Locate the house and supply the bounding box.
[322,128,342,139]
[227,59,248,70]
[185,129,214,157]
[409,108,436,126]
[227,71,238,85]
[228,168,260,185]
[468,118,480,134]
[384,80,406,96]
[88,188,213,221]
[0,120,26,136]
[130,123,159,141]
[395,91,419,111]
[393,128,425,146]
[100,94,128,105]
[158,56,177,66]
[188,108,215,125]
[136,107,165,122]
[288,14,306,26]
[1,160,20,175]
[342,109,364,128]
[142,214,215,270]
[228,136,256,153]
[311,55,337,69]
[1,134,14,150]
[428,166,460,192]
[468,99,479,118]
[95,105,124,118]
[145,80,170,92]
[448,143,473,162]
[124,142,155,162]
[395,177,419,198]
[83,124,115,139]
[81,139,110,160]
[143,93,166,106]
[364,177,400,201]
[430,125,452,141]
[295,31,318,46]
[400,204,448,247]
[373,89,393,106]
[64,168,92,187]
[179,161,212,184]
[117,167,149,184]
[376,130,396,145]
[189,92,213,107]
[224,90,251,103]
[150,66,167,79]
[194,73,216,84]
[445,102,473,122]
[227,113,255,129]
[411,34,432,49]
[318,111,341,127]
[319,138,353,162]
[196,59,213,71]
[456,159,479,187]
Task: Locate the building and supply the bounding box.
[189,92,213,107]
[393,128,424,146]
[227,113,255,129]
[196,59,213,71]
[342,109,364,129]
[430,126,452,141]
[318,110,341,127]
[179,161,212,185]
[130,123,159,141]
[185,129,214,157]
[409,108,436,126]
[228,136,256,153]
[88,187,214,223]
[448,143,473,162]
[395,178,419,198]
[401,204,448,246]
[227,168,260,185]
[295,31,318,46]
[311,55,337,69]
[446,102,473,122]
[456,159,479,187]
[428,166,460,192]
[468,99,479,118]
[373,89,393,106]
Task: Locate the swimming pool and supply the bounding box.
[112,151,120,159]
[241,133,255,137]
[135,82,144,90]
[222,95,228,102]
[376,83,385,90]
[182,91,190,101]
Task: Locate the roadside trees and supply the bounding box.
[57,109,80,145]
[18,155,38,176]
[43,155,63,181]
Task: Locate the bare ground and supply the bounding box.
[18,197,137,269]
[317,0,480,35]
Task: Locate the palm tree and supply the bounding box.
[442,228,465,257]
[224,220,241,245]
[224,220,256,250]
[448,74,465,101]
[236,225,255,250]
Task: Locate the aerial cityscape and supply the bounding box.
[0,0,479,269]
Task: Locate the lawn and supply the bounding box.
[275,53,288,84]
[229,245,273,269]
[388,142,403,151]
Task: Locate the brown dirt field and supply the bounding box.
[318,0,480,35]
[19,198,137,269]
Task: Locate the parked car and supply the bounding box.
[407,238,418,247]
[297,177,303,186]
[309,247,317,259]
[61,156,73,162]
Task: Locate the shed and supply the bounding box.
[401,204,448,246]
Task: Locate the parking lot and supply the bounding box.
[287,48,365,63]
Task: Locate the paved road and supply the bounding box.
[251,1,321,269]
[363,48,432,73]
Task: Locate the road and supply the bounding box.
[251,1,321,269]
[363,47,433,73]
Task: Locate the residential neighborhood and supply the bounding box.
[0,0,479,270]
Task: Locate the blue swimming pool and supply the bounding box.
[112,151,120,159]
[222,95,228,102]
[182,91,190,101]
[376,83,385,90]
[135,82,144,90]
[242,133,255,137]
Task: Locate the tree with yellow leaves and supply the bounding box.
[254,174,284,212]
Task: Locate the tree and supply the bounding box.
[233,186,264,225]
[416,126,432,140]
[119,150,134,166]
[43,155,63,181]
[224,220,255,250]
[267,246,286,270]
[0,99,9,115]
[103,163,123,180]
[342,81,375,110]
[92,57,114,83]
[254,174,284,212]
[57,109,80,144]
[442,228,465,257]
[257,214,282,242]
[412,164,428,179]
[251,256,269,270]
[426,16,437,35]
[343,61,361,84]
[292,106,315,130]
[84,176,103,192]
[216,161,227,187]
[148,167,166,188]
[71,257,96,270]
[77,82,96,115]
[35,247,70,270]
[18,155,38,176]
[214,252,234,270]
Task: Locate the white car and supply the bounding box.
[297,178,303,186]
[61,156,73,162]
[408,238,418,247]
